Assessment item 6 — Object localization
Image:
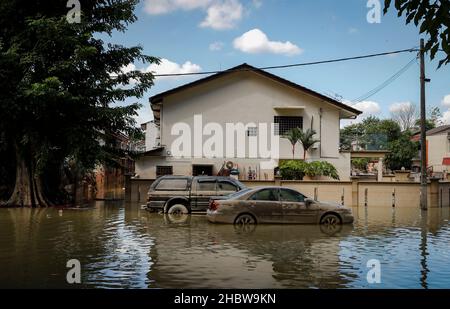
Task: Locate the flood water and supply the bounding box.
[0,202,449,289]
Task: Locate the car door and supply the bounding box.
[216,180,239,197]
[280,188,318,224]
[192,178,217,211]
[248,188,283,223]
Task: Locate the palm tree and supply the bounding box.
[299,128,320,160]
[283,128,301,159]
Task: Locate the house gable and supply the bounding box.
[150,63,361,124]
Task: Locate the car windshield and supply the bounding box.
[224,188,252,200]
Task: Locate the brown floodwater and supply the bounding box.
[0,202,449,288]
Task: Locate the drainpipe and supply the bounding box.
[319,108,323,158]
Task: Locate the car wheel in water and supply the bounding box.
[166,204,190,224]
[320,213,341,226]
[234,214,256,225]
[167,204,189,215]
[320,221,343,235]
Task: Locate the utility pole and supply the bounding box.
[420,39,428,211]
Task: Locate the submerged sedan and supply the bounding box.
[207,187,354,225]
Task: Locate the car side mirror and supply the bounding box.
[305,198,314,206]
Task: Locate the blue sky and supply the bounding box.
[104,0,450,125]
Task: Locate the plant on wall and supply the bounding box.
[283,128,302,159]
[298,128,320,160]
[279,160,339,180]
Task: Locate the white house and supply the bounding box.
[135,64,361,180]
[141,120,160,151]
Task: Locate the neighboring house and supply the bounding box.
[141,120,161,151]
[411,125,450,175]
[135,64,361,180]
[95,132,144,200]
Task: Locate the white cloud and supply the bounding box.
[233,28,302,56]
[144,0,244,30]
[389,101,415,113]
[120,63,137,74]
[145,58,202,80]
[209,41,224,51]
[441,110,450,124]
[114,59,202,84]
[199,0,243,30]
[441,94,450,107]
[340,100,381,127]
[353,100,381,115]
[144,0,211,15]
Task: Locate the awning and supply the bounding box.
[442,158,450,165]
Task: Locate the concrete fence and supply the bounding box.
[127,177,450,208]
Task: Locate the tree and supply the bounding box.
[384,0,450,68]
[385,133,419,171]
[340,117,401,150]
[0,0,158,207]
[340,116,417,171]
[298,128,320,160]
[283,128,301,159]
[428,106,443,127]
[414,119,436,132]
[390,103,418,131]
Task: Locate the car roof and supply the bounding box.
[157,175,192,180]
[194,176,239,181]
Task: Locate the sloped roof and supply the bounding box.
[150,63,362,121]
[426,125,450,136]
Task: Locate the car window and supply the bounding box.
[225,188,252,200]
[217,181,238,192]
[155,179,188,190]
[250,189,279,201]
[197,181,217,191]
[280,189,305,202]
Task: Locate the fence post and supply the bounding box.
[351,177,359,207]
[429,179,439,208]
[392,188,396,208]
[364,188,368,207]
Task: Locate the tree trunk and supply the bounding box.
[2,146,52,207]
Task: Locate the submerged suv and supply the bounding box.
[146,176,246,214]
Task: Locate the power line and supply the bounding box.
[153,48,418,77]
[353,56,418,102]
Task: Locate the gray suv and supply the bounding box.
[146,176,246,214]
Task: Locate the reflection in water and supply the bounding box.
[0,203,449,288]
[420,210,429,289]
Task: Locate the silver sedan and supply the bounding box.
[207,186,354,225]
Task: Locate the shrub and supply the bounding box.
[279,160,307,180]
[279,160,339,180]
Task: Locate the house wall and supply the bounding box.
[134,153,351,181]
[146,71,351,180]
[129,176,449,208]
[145,121,160,151]
[427,134,450,172]
[161,72,341,160]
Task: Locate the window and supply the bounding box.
[155,179,188,190]
[218,181,238,192]
[192,165,213,176]
[274,116,303,135]
[156,166,173,178]
[280,189,305,202]
[247,127,258,137]
[197,180,217,191]
[250,189,279,201]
